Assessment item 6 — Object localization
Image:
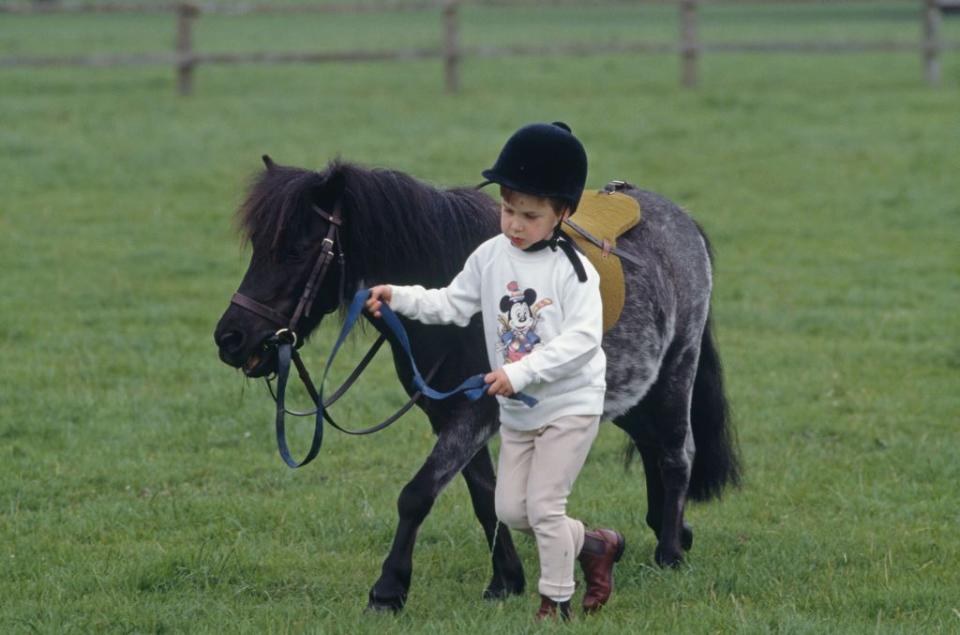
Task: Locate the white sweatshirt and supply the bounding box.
[390,234,606,431]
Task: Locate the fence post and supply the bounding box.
[176,3,199,96]
[679,0,699,88]
[442,0,460,94]
[923,0,941,85]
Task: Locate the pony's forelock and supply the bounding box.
[236,161,329,256]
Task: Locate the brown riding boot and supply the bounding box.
[535,595,572,622]
[578,528,625,614]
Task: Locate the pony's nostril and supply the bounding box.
[216,330,245,353]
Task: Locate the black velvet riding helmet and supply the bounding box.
[480,122,590,282]
[480,121,588,214]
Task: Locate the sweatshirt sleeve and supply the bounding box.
[388,253,482,327]
[501,267,603,393]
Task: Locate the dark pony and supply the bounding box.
[215,157,740,611]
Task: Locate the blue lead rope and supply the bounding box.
[275,289,537,469]
[338,289,537,408]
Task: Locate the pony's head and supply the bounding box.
[214,155,500,377]
[214,155,346,377]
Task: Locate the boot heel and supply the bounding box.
[613,532,626,563]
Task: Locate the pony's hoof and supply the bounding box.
[482,576,525,601]
[654,544,684,568]
[681,522,694,551]
[366,589,406,613]
[366,598,404,614]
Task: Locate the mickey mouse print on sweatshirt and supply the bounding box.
[498,281,554,363]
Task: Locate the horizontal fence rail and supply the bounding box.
[0,0,445,13]
[1,0,957,94]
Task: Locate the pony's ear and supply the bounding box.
[314,168,347,210]
[262,154,276,170]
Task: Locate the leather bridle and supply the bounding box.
[230,204,345,347]
[228,204,442,468]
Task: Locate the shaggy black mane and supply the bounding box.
[237,158,499,287]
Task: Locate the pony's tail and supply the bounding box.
[687,313,741,501]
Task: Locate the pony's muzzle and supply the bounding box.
[214,328,246,363]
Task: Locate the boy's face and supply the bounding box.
[500,192,567,250]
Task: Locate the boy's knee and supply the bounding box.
[527,500,564,532]
[495,497,529,530]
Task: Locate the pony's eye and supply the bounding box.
[283,248,306,263]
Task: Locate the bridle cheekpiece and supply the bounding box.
[230,204,345,349]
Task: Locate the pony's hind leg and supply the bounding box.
[615,350,698,568]
[367,406,500,612]
[636,442,694,554]
[461,443,525,600]
[614,401,665,542]
[647,343,700,567]
[615,407,695,561]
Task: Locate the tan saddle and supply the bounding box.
[563,183,642,332]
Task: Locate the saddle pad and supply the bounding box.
[563,190,642,332]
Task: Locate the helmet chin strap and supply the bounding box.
[523,223,588,282]
[522,224,562,252]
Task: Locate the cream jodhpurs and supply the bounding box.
[495,414,601,600]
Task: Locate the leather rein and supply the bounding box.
[229,204,442,468]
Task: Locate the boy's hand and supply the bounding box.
[365,285,392,318]
[484,368,515,397]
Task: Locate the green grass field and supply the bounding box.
[2,2,959,632]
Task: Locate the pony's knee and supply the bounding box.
[397,482,434,524]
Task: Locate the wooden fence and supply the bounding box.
[1,0,958,94]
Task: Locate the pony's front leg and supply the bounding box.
[461,442,525,600]
[367,412,495,612]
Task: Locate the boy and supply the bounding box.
[366,122,624,620]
